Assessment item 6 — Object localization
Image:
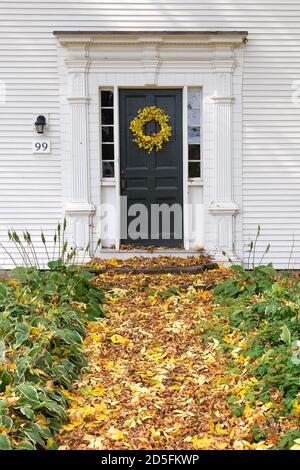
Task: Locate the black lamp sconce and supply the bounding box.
[34,115,47,134]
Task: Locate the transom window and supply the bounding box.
[187,88,201,179]
[100,89,115,178]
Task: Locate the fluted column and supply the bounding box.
[210,96,237,210]
[209,61,239,259]
[64,67,94,252]
[68,97,91,207]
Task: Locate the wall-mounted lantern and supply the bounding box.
[34,115,47,134]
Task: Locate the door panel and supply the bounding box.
[119,89,183,247]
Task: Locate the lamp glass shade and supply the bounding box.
[35,115,46,134]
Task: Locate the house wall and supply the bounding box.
[0,1,300,267]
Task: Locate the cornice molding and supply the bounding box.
[54,31,247,48]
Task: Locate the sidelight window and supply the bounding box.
[187,88,201,179]
[100,89,115,178]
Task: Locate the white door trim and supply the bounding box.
[113,85,121,250]
[182,85,190,251]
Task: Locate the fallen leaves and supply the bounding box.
[57,265,293,450]
[89,254,212,270]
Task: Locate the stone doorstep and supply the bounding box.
[86,262,219,275]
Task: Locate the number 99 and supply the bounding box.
[35,142,48,152]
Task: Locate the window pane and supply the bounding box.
[102,161,115,178]
[188,162,201,178]
[102,126,114,142]
[101,90,114,107]
[101,109,114,125]
[188,144,201,161]
[188,109,200,126]
[188,89,200,110]
[188,126,200,144]
[102,144,114,160]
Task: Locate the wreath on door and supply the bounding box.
[129,106,172,154]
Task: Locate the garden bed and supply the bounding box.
[58,263,300,450]
[0,264,104,450]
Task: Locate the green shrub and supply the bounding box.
[213,264,277,298]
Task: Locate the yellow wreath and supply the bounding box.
[130,106,172,154]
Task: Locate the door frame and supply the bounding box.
[55,31,246,261]
[114,85,190,250]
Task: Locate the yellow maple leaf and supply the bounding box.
[215,423,228,436]
[0,425,10,434]
[94,401,109,415]
[108,258,119,267]
[46,438,54,448]
[31,325,44,336]
[7,361,16,372]
[223,335,232,344]
[150,426,161,439]
[239,338,248,350]
[243,403,254,417]
[61,388,75,400]
[124,417,137,429]
[249,376,259,384]
[61,423,77,432]
[215,441,229,450]
[35,414,49,427]
[263,402,274,411]
[109,334,131,345]
[192,435,212,449]
[89,333,102,342]
[103,359,114,370]
[291,438,300,450]
[107,427,125,441]
[81,385,106,397]
[293,400,300,415]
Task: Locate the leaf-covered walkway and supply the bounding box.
[57,266,291,450]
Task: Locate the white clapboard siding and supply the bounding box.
[0,1,300,267]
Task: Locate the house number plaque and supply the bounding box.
[32,139,51,154]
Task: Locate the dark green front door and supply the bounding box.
[119,89,183,247]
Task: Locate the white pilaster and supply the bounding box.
[65,64,95,252]
[209,52,239,261]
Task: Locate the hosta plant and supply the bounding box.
[0,262,104,450]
